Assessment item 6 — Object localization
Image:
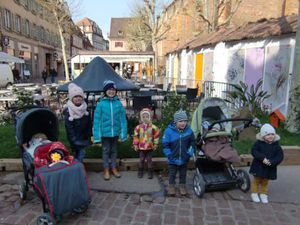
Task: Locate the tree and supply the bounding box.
[286,6,300,133]
[125,0,172,74]
[184,0,243,33]
[36,0,81,82]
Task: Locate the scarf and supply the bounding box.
[66,100,89,121]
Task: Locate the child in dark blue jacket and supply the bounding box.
[249,123,284,203]
[162,109,195,196]
[63,83,92,163]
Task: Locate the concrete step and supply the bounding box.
[0,146,299,172]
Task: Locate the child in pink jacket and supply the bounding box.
[133,108,160,179]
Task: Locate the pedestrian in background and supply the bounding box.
[41,67,48,84]
[249,123,284,203]
[162,109,195,196]
[50,67,57,83]
[133,108,160,179]
[63,83,92,163]
[93,80,127,180]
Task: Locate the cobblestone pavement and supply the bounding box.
[0,184,300,225]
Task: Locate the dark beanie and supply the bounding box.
[103,80,116,92]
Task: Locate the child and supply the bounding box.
[162,109,195,196]
[63,83,92,163]
[93,80,127,180]
[133,108,160,179]
[249,123,284,203]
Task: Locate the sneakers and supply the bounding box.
[260,194,269,204]
[167,185,176,196]
[251,193,260,203]
[111,168,121,178]
[103,169,110,181]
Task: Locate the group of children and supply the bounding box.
[41,80,284,201]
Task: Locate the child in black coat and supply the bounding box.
[249,123,284,203]
[63,83,92,162]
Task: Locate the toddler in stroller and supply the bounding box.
[15,107,90,225]
[191,97,254,198]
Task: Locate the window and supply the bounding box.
[115,42,123,48]
[4,9,12,29]
[15,15,21,33]
[117,30,123,36]
[74,63,80,70]
[25,19,30,36]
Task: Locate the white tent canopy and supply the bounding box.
[0,51,24,63]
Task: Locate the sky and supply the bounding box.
[71,0,172,39]
[73,0,135,38]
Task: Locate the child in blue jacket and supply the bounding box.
[93,80,127,180]
[162,109,195,196]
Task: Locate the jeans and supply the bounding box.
[73,146,86,163]
[168,164,187,185]
[102,137,118,169]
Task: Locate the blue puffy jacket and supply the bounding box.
[162,123,195,165]
[93,96,127,143]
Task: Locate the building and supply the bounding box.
[70,51,154,82]
[108,18,132,51]
[156,0,299,73]
[76,17,107,51]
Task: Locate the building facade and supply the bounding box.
[108,18,132,51]
[76,17,107,51]
[156,0,299,73]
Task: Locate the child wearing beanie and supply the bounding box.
[162,109,195,196]
[93,80,127,180]
[133,108,160,179]
[249,123,284,203]
[63,83,92,163]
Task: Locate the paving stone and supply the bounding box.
[163,212,176,224]
[102,218,118,225]
[108,207,122,218]
[134,210,148,223]
[119,214,133,225]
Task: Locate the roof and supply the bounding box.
[76,17,95,27]
[169,14,297,54]
[109,18,133,38]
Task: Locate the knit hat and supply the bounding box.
[103,80,116,92]
[68,83,84,100]
[260,123,276,137]
[173,109,188,123]
[140,108,152,122]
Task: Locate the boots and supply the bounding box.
[179,185,187,196]
[138,167,143,178]
[111,168,121,178]
[167,185,176,196]
[148,168,153,179]
[103,169,110,181]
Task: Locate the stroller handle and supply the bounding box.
[208,118,260,130]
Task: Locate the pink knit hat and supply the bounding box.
[68,83,84,100]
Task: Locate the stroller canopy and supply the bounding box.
[16,108,59,145]
[191,97,232,138]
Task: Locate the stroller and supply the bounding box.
[191,97,258,198]
[15,107,91,225]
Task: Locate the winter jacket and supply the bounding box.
[162,123,195,165]
[133,123,160,150]
[249,134,284,180]
[63,108,92,150]
[93,96,127,143]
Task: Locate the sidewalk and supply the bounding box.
[0,165,300,225]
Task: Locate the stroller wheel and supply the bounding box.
[193,173,205,198]
[19,180,27,200]
[72,203,88,214]
[37,213,56,225]
[237,169,250,192]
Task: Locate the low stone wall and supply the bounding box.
[0,146,299,172]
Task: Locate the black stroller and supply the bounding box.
[15,107,91,225]
[191,97,258,198]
